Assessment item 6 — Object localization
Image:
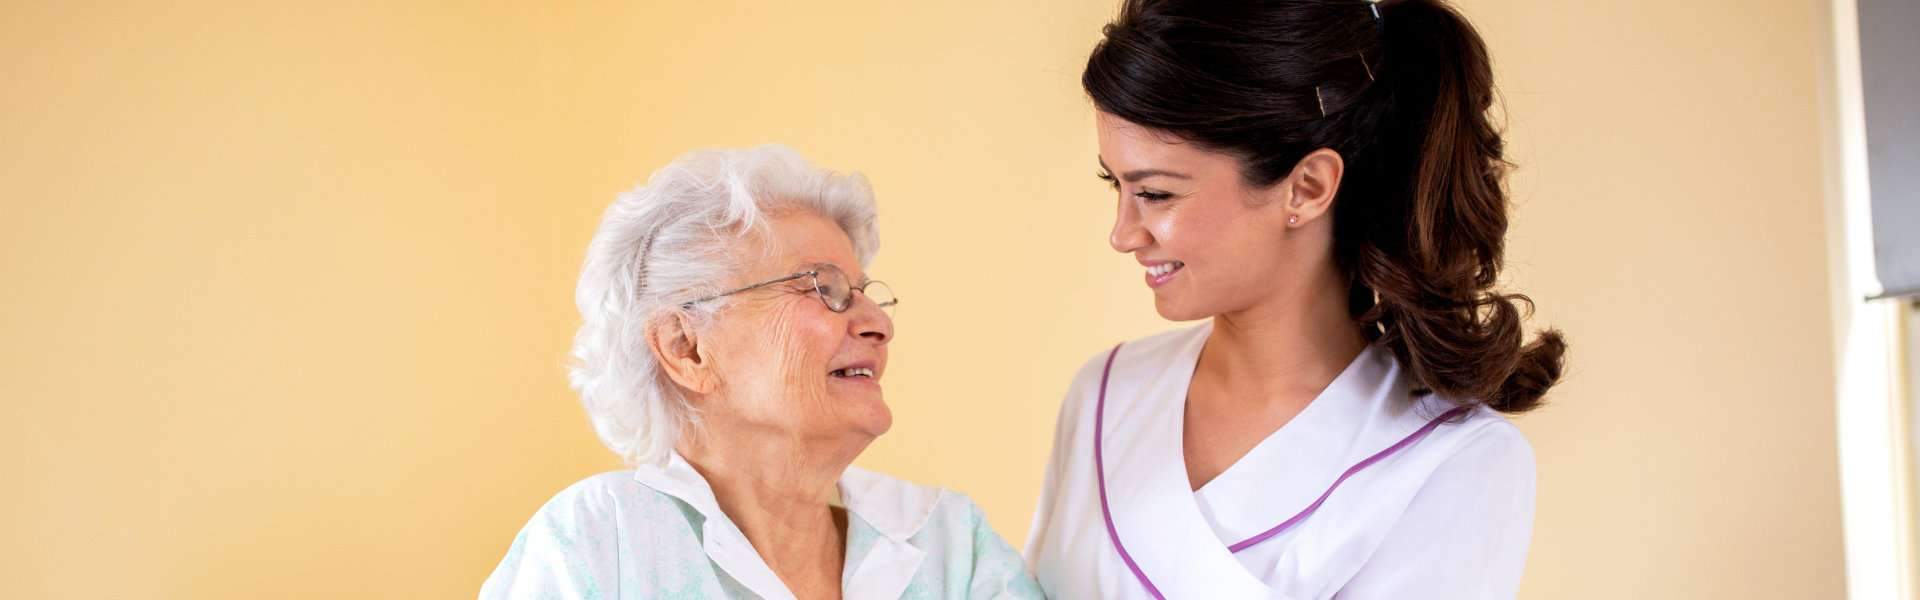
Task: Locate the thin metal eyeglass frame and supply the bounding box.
[678,264,898,313]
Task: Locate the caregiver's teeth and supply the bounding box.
[1147,262,1182,277]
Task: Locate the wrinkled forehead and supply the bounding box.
[735,210,866,282]
[793,261,868,285]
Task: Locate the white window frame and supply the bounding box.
[1825,0,1918,596]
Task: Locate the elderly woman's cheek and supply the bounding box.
[762,304,837,412]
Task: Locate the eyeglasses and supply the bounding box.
[680,262,897,317]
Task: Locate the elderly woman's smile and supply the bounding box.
[689,210,896,441]
[483,145,1041,599]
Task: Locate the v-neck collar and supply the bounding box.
[1190,338,1408,546]
[633,452,936,600]
[1096,322,1271,597]
[1097,322,1426,598]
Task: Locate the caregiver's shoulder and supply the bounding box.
[1433,405,1537,484]
[1065,323,1209,386]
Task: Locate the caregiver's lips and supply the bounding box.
[1141,259,1185,288]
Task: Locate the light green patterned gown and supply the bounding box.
[480,453,1043,600]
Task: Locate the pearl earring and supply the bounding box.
[1288,214,1299,225]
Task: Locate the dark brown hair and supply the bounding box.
[1084,0,1565,413]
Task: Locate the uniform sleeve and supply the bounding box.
[1021,387,1074,567]
[960,497,1047,599]
[479,479,626,600]
[1023,351,1101,566]
[1334,423,1538,600]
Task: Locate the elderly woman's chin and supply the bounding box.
[482,144,1043,599]
[785,372,892,441]
[835,385,893,438]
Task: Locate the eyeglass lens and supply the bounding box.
[809,264,896,316]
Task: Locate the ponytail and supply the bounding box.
[1356,0,1565,413]
[1084,0,1566,413]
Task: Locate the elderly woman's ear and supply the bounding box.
[644,309,718,395]
[484,145,1045,599]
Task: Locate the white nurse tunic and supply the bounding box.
[1024,322,1535,600]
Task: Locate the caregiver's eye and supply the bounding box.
[1096,170,1119,190]
[1135,189,1173,202]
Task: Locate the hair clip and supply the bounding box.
[1316,86,1327,117]
[1360,52,1374,81]
[1370,2,1382,21]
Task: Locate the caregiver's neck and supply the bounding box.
[1199,263,1369,413]
[1183,265,1369,491]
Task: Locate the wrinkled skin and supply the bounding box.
[692,210,895,449]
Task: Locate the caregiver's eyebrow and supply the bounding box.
[1098,157,1193,182]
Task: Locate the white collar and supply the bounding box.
[634,452,939,599]
[1094,322,1442,598]
[838,463,943,541]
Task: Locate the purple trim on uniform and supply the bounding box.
[1094,341,1470,596]
[1225,405,1469,552]
[1093,343,1164,599]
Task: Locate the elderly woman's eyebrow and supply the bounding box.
[793,261,834,275]
[795,261,865,281]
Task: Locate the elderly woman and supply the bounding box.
[481,145,1041,599]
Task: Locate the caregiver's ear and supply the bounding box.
[1273,148,1344,226]
[645,309,718,395]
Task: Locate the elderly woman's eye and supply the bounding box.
[1135,189,1174,202]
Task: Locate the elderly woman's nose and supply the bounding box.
[849,295,892,343]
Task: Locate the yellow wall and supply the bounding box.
[0,1,1845,598]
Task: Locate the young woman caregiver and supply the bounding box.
[1024,0,1567,598]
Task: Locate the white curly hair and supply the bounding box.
[568,144,879,466]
